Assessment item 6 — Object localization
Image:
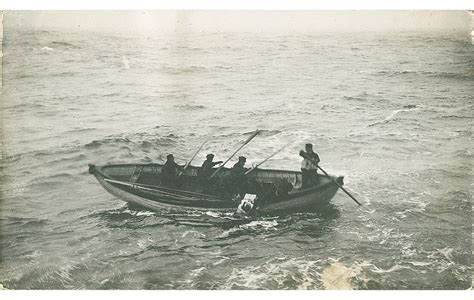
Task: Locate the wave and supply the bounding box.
[343,96,366,101]
[367,106,420,127]
[160,65,208,75]
[3,102,47,110]
[40,46,55,51]
[4,262,87,289]
[25,177,74,190]
[2,216,49,227]
[354,261,410,275]
[217,219,279,238]
[367,110,402,127]
[439,115,473,120]
[173,104,207,110]
[13,73,35,80]
[173,214,253,229]
[427,71,474,81]
[255,129,282,137]
[103,93,120,97]
[376,70,474,80]
[342,92,382,102]
[174,45,205,51]
[377,70,417,76]
[50,71,77,77]
[85,137,131,149]
[215,65,233,70]
[219,256,323,289]
[50,41,81,49]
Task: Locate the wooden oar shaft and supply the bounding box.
[181,139,208,173]
[209,130,260,179]
[316,165,361,206]
[244,143,290,175]
[300,151,361,206]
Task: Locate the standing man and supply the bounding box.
[300,143,320,188]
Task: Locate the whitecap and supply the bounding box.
[205,211,221,218]
[137,237,154,250]
[220,256,323,289]
[437,247,455,262]
[354,261,409,274]
[372,264,408,274]
[189,266,206,278]
[240,220,278,230]
[136,211,155,216]
[407,261,432,267]
[181,230,205,239]
[367,106,421,127]
[367,109,402,126]
[401,246,417,257]
[212,257,230,266]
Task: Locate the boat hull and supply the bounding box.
[89,163,343,214]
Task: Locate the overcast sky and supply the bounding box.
[4,11,472,34]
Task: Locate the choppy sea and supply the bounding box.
[1,25,472,289]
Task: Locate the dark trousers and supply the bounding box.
[302,169,318,188]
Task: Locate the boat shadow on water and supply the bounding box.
[94,201,341,233]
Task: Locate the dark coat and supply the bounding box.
[230,161,247,178]
[161,160,181,187]
[198,160,220,179]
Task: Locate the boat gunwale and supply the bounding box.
[90,163,343,202]
[98,162,303,177]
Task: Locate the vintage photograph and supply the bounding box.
[1,10,472,290]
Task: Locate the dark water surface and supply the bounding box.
[1,27,472,289]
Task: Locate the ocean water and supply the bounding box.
[1,26,473,290]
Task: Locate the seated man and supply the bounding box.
[300,143,320,188]
[160,154,183,188]
[198,154,223,192]
[230,156,248,178]
[228,156,250,197]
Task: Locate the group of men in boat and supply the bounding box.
[160,143,321,199]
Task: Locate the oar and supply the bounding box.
[300,151,362,206]
[178,138,209,177]
[244,142,292,175]
[209,129,261,180]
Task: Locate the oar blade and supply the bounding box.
[244,129,261,144]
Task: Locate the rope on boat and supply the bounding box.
[112,179,224,200]
[103,178,225,202]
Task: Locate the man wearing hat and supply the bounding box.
[230,156,248,177]
[300,143,320,188]
[198,154,223,191]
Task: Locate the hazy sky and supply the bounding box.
[5,11,473,34]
